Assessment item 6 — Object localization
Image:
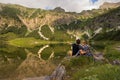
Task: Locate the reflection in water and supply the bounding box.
[10,49,56,80]
[37,45,55,60]
[0,42,71,80]
[38,45,49,60]
[49,51,54,60]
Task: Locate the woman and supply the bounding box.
[81,40,93,56]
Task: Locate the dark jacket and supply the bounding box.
[72,43,83,56]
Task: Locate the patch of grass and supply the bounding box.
[62,56,94,74]
[104,42,120,61]
[67,56,94,68]
[72,64,120,80]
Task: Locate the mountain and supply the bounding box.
[100,2,120,9]
[0,2,120,41]
[0,3,78,41]
[53,7,65,12]
[79,2,120,20]
[84,6,120,40]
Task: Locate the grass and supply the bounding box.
[104,41,120,61]
[62,56,120,80]
[62,41,120,80]
[72,64,120,80]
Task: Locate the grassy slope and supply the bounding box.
[62,41,120,80]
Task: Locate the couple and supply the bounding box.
[72,39,92,56]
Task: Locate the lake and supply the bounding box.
[0,41,71,80]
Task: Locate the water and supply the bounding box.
[0,41,71,80]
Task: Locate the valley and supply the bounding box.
[0,2,120,80]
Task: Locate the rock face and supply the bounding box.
[100,2,120,9]
[50,64,66,80]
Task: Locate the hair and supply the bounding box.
[76,39,81,44]
[82,40,87,44]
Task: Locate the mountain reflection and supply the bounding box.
[0,43,70,80]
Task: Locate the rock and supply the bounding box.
[53,7,65,12]
[113,60,120,65]
[100,2,120,10]
[93,52,105,61]
[50,64,66,80]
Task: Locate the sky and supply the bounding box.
[0,0,120,12]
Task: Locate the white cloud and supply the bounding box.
[0,0,120,12]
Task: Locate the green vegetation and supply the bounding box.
[72,64,120,80]
[59,41,120,80]
[104,42,120,61]
[0,3,120,80]
[93,30,120,41]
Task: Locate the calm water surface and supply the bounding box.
[0,41,71,80]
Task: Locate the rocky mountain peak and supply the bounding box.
[53,7,65,12]
[100,2,120,9]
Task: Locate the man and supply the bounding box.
[72,39,86,56]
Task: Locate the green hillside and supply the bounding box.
[0,3,120,41]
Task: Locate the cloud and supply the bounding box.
[0,0,120,12]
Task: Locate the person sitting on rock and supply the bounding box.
[72,39,86,56]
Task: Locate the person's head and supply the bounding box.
[82,40,87,45]
[76,39,81,44]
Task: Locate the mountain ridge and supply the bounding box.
[100,2,120,9]
[0,2,120,41]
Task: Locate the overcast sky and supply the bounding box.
[0,0,120,12]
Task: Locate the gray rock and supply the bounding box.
[93,53,105,61]
[113,60,120,65]
[50,64,66,80]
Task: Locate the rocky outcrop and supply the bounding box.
[53,7,65,12]
[100,2,120,10]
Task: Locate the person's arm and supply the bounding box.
[79,49,86,55]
